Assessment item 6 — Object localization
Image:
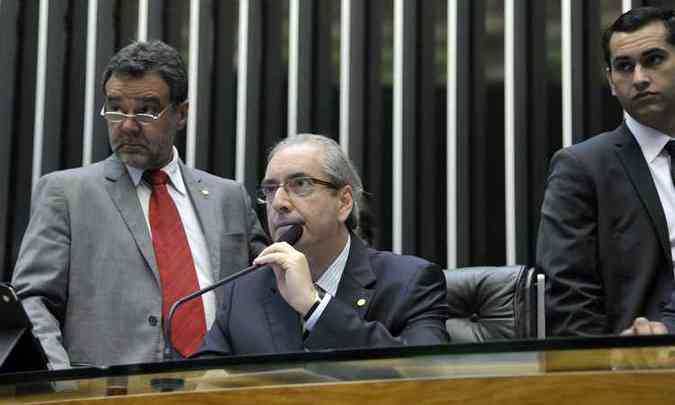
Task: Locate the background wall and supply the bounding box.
[2,0,673,281]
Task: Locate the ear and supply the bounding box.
[336,185,354,224]
[175,101,189,130]
[606,67,616,96]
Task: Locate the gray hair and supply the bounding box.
[101,40,188,105]
[268,134,365,234]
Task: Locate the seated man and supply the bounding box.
[537,7,675,336]
[200,134,449,355]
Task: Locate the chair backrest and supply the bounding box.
[443,266,545,343]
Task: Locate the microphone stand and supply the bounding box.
[164,263,263,359]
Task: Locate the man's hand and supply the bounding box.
[253,242,319,316]
[620,317,669,336]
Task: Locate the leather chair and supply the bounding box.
[444,266,545,343]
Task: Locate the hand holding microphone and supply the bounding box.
[165,224,303,358]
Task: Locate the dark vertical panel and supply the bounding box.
[8,0,39,275]
[192,0,215,171]
[513,0,531,265]
[91,0,117,163]
[345,0,366,176]
[469,0,505,265]
[146,0,165,40]
[117,0,138,47]
[0,1,21,280]
[257,0,287,177]
[416,0,446,265]
[242,0,263,195]
[312,1,338,138]
[295,0,314,134]
[210,0,238,178]
[399,0,417,254]
[456,0,473,266]
[164,0,189,159]
[522,0,552,266]
[469,0,490,264]
[63,0,88,169]
[363,0,391,250]
[40,1,69,176]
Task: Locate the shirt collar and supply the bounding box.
[125,146,186,195]
[315,233,351,297]
[626,114,673,164]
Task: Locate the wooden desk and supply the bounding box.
[2,336,675,404]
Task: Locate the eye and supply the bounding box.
[138,105,159,115]
[645,53,666,67]
[107,104,123,112]
[614,61,634,73]
[289,177,314,194]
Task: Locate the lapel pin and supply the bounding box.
[201,189,209,197]
[356,298,367,307]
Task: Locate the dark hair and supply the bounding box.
[101,40,188,104]
[268,134,365,236]
[602,7,675,69]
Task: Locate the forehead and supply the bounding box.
[104,72,170,101]
[265,143,326,180]
[609,21,671,60]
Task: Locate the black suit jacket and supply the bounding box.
[199,236,450,355]
[537,122,674,336]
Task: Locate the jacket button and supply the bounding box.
[148,315,158,326]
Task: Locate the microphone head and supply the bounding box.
[276,224,303,245]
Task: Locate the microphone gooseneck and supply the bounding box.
[165,224,303,358]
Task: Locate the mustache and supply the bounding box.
[633,91,658,100]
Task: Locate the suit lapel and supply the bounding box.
[335,237,376,319]
[615,123,672,263]
[181,164,222,280]
[103,157,159,282]
[261,275,304,352]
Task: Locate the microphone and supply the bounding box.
[165,224,303,358]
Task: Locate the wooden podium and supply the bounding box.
[2,336,675,404]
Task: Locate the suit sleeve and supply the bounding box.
[662,291,675,334]
[11,175,72,369]
[537,149,607,336]
[305,263,450,349]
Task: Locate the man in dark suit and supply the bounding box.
[200,134,449,355]
[11,41,267,369]
[537,7,675,336]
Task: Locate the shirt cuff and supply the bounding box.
[303,293,332,332]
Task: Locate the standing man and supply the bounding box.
[11,40,267,369]
[199,134,449,356]
[537,7,675,336]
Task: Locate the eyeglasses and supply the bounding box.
[257,176,338,204]
[99,104,171,125]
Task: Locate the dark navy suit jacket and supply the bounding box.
[198,236,450,356]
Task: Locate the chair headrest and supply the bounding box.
[444,266,529,343]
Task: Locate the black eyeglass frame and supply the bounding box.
[256,176,339,204]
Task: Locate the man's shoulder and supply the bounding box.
[559,124,629,159]
[38,160,108,185]
[365,247,438,280]
[182,166,243,190]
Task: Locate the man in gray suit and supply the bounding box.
[11,40,267,369]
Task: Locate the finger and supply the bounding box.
[620,327,635,336]
[651,322,668,335]
[632,317,652,335]
[253,252,290,268]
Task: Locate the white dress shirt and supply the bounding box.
[125,147,216,328]
[304,234,351,331]
[626,114,675,279]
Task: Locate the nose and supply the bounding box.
[633,64,651,92]
[119,116,142,133]
[270,185,292,213]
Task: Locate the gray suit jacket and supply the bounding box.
[11,155,267,369]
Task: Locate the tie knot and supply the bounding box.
[665,140,675,157]
[146,170,170,186]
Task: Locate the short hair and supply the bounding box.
[101,40,188,105]
[268,134,365,235]
[602,6,675,69]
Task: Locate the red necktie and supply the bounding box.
[147,170,206,357]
